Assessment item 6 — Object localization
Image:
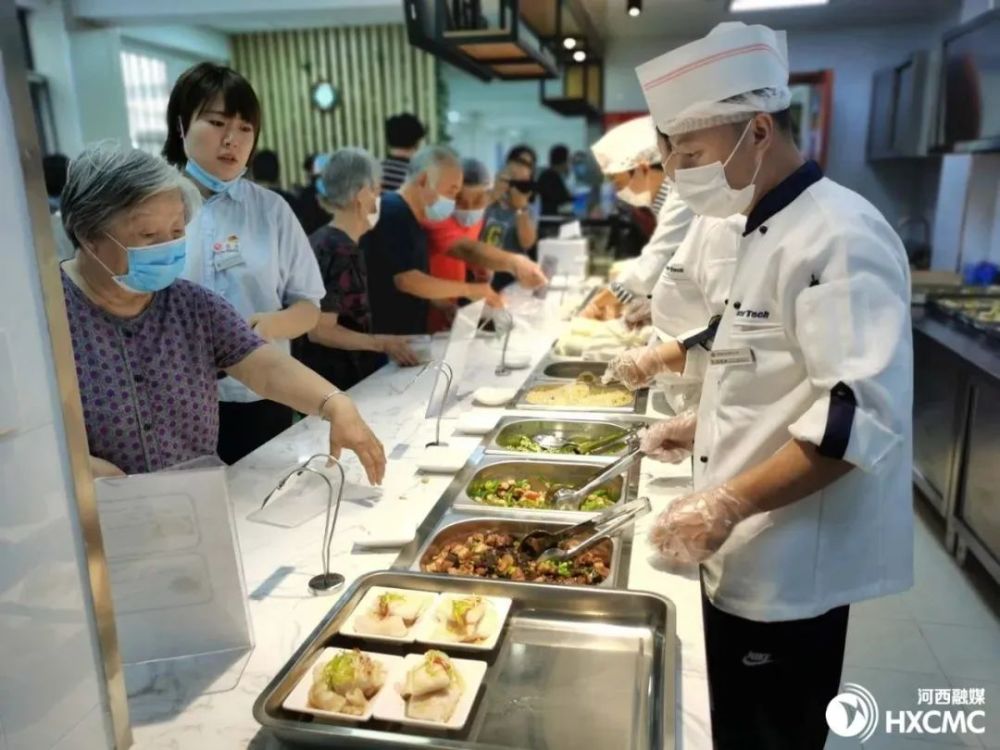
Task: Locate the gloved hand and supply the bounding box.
[623,298,652,329]
[602,344,670,390]
[639,410,697,463]
[647,483,753,564]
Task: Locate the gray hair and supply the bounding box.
[406,144,460,183]
[318,147,381,211]
[61,140,201,248]
[461,157,491,187]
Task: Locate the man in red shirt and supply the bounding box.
[423,158,547,332]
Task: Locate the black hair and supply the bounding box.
[162,62,262,167]
[385,113,426,150]
[506,143,537,168]
[252,149,280,183]
[302,152,317,174]
[42,153,69,197]
[549,144,569,166]
[770,107,793,133]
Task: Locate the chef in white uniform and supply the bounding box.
[636,23,914,750]
[581,116,694,321]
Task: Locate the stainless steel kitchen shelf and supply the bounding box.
[253,570,676,750]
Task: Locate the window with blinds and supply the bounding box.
[121,50,169,156]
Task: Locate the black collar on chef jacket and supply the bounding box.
[744,160,823,236]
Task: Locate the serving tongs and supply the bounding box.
[518,496,652,564]
[548,438,644,511]
[533,427,638,455]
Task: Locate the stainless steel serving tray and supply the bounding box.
[411,514,619,584]
[512,376,648,414]
[253,570,676,750]
[451,454,639,514]
[484,415,651,461]
[540,360,609,379]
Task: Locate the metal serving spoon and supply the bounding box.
[517,497,651,563]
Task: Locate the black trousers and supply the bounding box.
[217,399,293,465]
[702,581,850,750]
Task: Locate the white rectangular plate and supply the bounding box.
[283,648,404,723]
[339,587,438,643]
[413,594,512,651]
[372,653,488,730]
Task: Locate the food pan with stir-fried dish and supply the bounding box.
[421,530,611,586]
[466,476,617,512]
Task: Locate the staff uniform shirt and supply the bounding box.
[692,162,914,622]
[183,179,325,403]
[616,188,695,297]
[649,213,741,412]
[361,191,430,335]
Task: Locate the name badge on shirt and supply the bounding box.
[212,234,246,272]
[710,347,755,367]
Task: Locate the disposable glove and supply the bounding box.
[647,483,753,564]
[623,298,652,329]
[602,344,670,390]
[638,410,697,463]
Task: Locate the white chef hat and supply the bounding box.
[590,116,660,176]
[636,22,790,137]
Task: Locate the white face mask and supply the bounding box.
[617,185,652,207]
[673,120,762,218]
[366,194,381,228]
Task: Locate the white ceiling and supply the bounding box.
[73,0,964,37]
[583,0,963,38]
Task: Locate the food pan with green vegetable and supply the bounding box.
[457,459,632,514]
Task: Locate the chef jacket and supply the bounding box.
[692,161,914,622]
[616,188,694,297]
[182,179,325,403]
[649,214,741,412]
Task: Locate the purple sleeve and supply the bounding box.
[197,285,266,369]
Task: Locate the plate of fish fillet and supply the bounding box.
[372,649,487,730]
[283,647,403,722]
[340,587,438,643]
[413,594,511,651]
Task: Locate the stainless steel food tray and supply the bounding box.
[253,570,676,750]
[410,513,620,584]
[484,415,651,461]
[448,454,640,514]
[539,360,609,380]
[512,375,648,414]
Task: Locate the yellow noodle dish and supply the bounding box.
[524,374,632,408]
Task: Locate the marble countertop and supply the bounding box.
[127,287,710,750]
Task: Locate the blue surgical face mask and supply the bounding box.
[453,208,484,227]
[425,194,456,222]
[185,156,245,195]
[89,234,187,293]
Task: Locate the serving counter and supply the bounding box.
[126,286,712,750]
[913,307,1000,587]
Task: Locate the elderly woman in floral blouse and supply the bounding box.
[58,141,385,483]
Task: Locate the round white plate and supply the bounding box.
[473,387,517,407]
[417,446,468,473]
[455,412,501,435]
